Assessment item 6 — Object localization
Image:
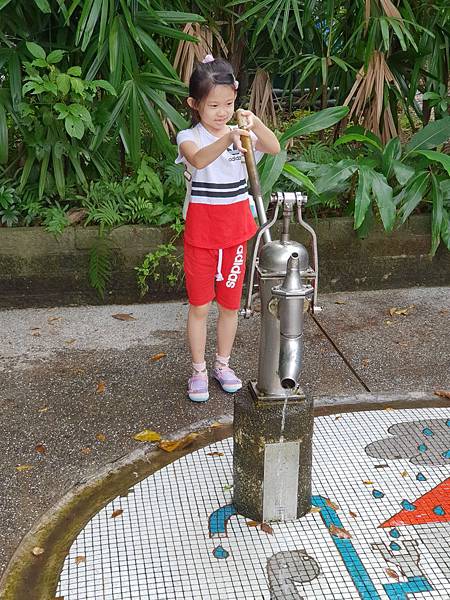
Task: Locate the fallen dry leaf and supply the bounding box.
[363,480,374,485]
[95,433,106,443]
[334,415,342,420]
[389,305,414,317]
[309,507,322,513]
[149,352,167,362]
[334,300,347,305]
[158,432,199,453]
[246,521,260,527]
[75,555,86,565]
[434,390,450,399]
[210,422,222,428]
[400,470,409,478]
[35,444,46,454]
[385,320,392,325]
[207,452,224,457]
[325,499,340,511]
[133,430,161,443]
[64,339,77,345]
[111,509,124,519]
[112,313,136,321]
[223,484,233,492]
[361,358,370,367]
[31,328,41,337]
[31,547,44,556]
[48,316,62,323]
[81,447,92,455]
[384,407,397,412]
[261,523,274,535]
[386,568,400,580]
[16,465,33,472]
[349,511,358,518]
[439,309,449,315]
[38,405,48,413]
[96,381,106,394]
[329,524,352,539]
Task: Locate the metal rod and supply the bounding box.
[296,201,319,309]
[240,200,282,318]
[236,109,271,244]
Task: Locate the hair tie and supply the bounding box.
[202,54,214,63]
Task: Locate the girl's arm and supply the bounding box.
[238,110,281,155]
[180,128,250,170]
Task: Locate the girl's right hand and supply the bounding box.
[228,128,250,153]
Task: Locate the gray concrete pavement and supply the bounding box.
[0,287,449,578]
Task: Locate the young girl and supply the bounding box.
[176,55,280,402]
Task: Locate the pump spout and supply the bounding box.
[272,254,313,389]
[279,336,303,389]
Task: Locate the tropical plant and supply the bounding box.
[258,105,350,197]
[80,154,185,296]
[135,235,184,297]
[0,0,203,168]
[228,0,450,140]
[0,182,19,226]
[286,116,450,254]
[7,42,117,199]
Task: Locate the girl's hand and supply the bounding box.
[228,128,250,153]
[236,109,258,130]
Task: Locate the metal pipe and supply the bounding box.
[236,109,271,244]
[273,254,313,388]
[296,200,319,309]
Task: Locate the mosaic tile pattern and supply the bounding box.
[56,408,450,599]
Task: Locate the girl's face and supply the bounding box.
[190,85,236,134]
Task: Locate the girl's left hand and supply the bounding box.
[237,109,258,130]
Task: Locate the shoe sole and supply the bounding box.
[188,392,209,403]
[213,376,242,394]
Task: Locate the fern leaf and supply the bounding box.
[89,237,112,298]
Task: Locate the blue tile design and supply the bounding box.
[389,528,400,539]
[212,546,229,559]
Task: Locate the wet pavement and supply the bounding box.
[0,287,449,596]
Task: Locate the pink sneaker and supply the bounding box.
[188,373,209,403]
[213,366,242,393]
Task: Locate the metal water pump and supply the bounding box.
[232,111,319,523]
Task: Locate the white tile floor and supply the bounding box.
[57,408,450,599]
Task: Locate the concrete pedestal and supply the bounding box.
[233,383,314,522]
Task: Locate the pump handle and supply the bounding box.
[236,109,262,199]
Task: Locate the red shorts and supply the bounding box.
[184,241,247,310]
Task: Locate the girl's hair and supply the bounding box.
[188,58,237,124]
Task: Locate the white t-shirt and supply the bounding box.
[176,123,263,207]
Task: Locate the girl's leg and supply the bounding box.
[187,302,211,365]
[214,303,242,393]
[187,302,211,403]
[216,304,238,359]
